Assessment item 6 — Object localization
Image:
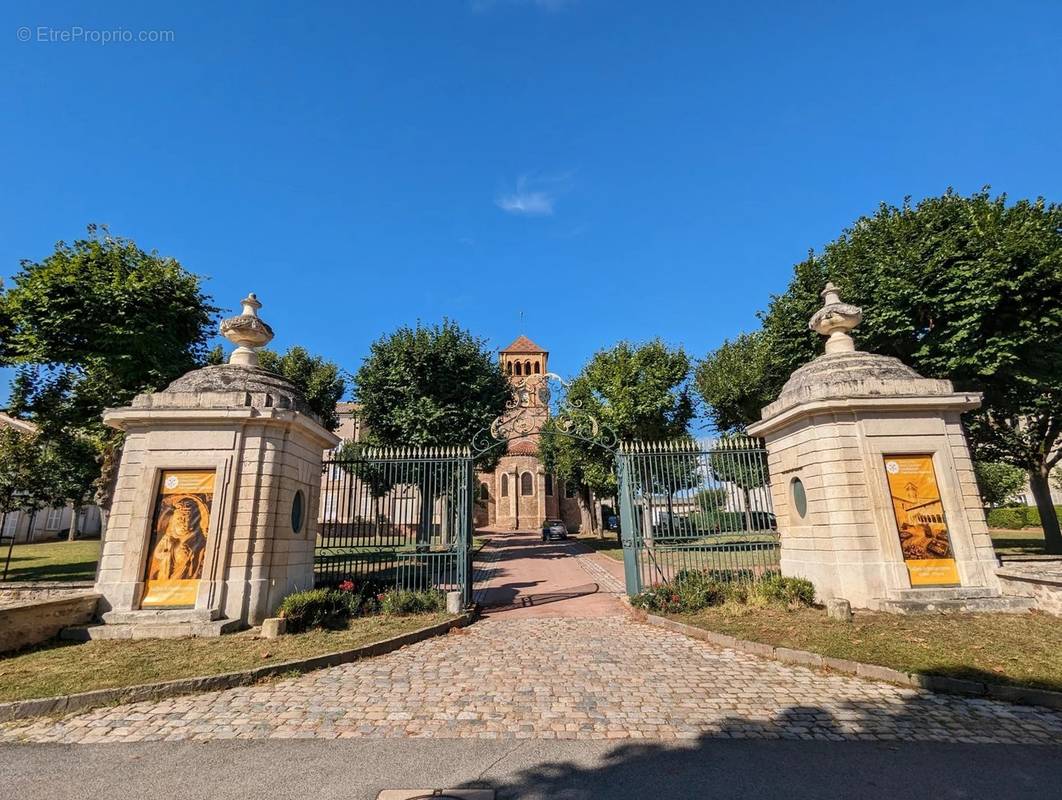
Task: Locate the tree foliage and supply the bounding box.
[540,340,694,503]
[1,226,218,508]
[258,346,347,431]
[695,190,1062,552]
[353,320,510,468]
[974,461,1027,508]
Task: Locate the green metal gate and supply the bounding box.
[316,446,474,604]
[616,437,779,596]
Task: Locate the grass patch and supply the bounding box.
[990,528,1049,557]
[672,604,1062,692]
[1,539,100,583]
[0,612,451,703]
[574,532,624,560]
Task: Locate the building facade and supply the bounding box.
[0,411,103,544]
[474,336,584,531]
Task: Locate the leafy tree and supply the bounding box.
[353,321,510,543]
[258,346,347,431]
[708,439,769,532]
[540,341,694,534]
[1,225,218,516]
[0,426,41,518]
[695,190,1062,553]
[974,461,1027,508]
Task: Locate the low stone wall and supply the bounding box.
[997,561,1062,616]
[0,582,96,608]
[0,594,100,655]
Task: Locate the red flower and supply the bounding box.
[338,579,355,592]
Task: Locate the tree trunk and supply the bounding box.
[417,488,434,552]
[742,487,753,534]
[67,503,80,542]
[1029,468,1062,555]
[576,487,597,536]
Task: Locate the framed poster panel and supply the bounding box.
[882,454,960,587]
[141,469,215,608]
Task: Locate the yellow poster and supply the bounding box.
[141,470,215,608]
[883,455,960,586]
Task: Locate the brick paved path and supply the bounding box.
[4,616,1062,744]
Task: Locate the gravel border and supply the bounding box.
[0,611,475,724]
[639,610,1062,710]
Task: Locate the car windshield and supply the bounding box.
[546,520,564,525]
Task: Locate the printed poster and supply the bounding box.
[883,455,960,587]
[141,470,215,608]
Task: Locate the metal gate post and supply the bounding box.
[616,451,642,597]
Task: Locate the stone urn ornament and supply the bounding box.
[808,282,863,354]
[219,293,274,367]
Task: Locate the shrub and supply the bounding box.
[631,571,815,614]
[278,579,382,632]
[747,574,815,608]
[379,589,446,615]
[277,588,351,633]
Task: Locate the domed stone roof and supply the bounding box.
[757,283,957,421]
[159,364,316,417]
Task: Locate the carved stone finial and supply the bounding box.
[808,282,863,354]
[219,292,274,367]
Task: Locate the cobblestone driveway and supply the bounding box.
[4,617,1061,744]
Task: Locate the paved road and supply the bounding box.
[3,738,1062,800]
[475,530,626,617]
[4,615,1061,744]
[3,530,1062,797]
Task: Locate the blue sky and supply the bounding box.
[2,1,1060,408]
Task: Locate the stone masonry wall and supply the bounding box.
[0,594,99,654]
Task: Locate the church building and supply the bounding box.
[474,335,584,531]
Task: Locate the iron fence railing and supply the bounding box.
[317,446,473,603]
[616,437,778,594]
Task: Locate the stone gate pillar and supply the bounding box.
[92,294,339,634]
[747,284,1005,611]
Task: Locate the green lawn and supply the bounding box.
[989,528,1051,558]
[2,539,101,583]
[671,604,1062,692]
[0,612,452,703]
[574,532,623,560]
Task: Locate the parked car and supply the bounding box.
[541,519,568,541]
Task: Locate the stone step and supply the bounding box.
[101,608,218,625]
[890,587,1002,602]
[60,618,242,641]
[876,596,1035,615]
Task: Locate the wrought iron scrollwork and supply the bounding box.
[471,372,618,456]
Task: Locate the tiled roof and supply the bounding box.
[501,334,547,355]
[506,440,539,456]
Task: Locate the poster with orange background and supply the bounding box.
[141,470,215,608]
[883,455,959,587]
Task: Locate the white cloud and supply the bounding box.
[495,172,571,217]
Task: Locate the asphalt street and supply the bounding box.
[3,738,1062,799]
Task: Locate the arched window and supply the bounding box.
[514,361,523,376]
[545,474,553,496]
[520,472,534,496]
[533,361,541,374]
[479,482,490,501]
[524,360,532,375]
[500,474,509,497]
[506,361,513,375]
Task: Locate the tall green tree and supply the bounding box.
[258,346,347,431]
[540,341,694,534]
[973,461,1027,508]
[2,225,218,513]
[696,190,1062,553]
[353,321,511,543]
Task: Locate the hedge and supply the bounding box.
[986,505,1062,530]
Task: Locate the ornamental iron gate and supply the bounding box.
[616,437,779,596]
[316,446,474,604]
